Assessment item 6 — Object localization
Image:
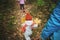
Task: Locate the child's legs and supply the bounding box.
[20,4,24,10]
[26,37,31,40]
[24,33,31,40]
[22,4,24,10]
[20,4,25,13]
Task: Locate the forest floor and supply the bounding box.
[15,4,50,40]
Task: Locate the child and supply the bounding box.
[21,13,38,40]
[18,0,26,12]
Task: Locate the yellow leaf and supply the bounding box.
[21,17,26,24]
[34,18,41,24]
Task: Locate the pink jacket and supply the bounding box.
[20,0,25,4]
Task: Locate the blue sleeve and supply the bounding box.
[41,20,58,40]
[41,2,60,40]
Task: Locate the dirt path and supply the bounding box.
[15,4,33,40]
[17,4,33,27]
[15,4,42,40]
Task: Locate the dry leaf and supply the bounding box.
[34,18,41,24]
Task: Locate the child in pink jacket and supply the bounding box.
[18,0,26,12]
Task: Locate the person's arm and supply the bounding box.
[31,21,38,28]
[41,3,60,40]
[32,24,38,28]
[40,21,58,40]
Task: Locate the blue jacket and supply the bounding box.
[41,2,60,40]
